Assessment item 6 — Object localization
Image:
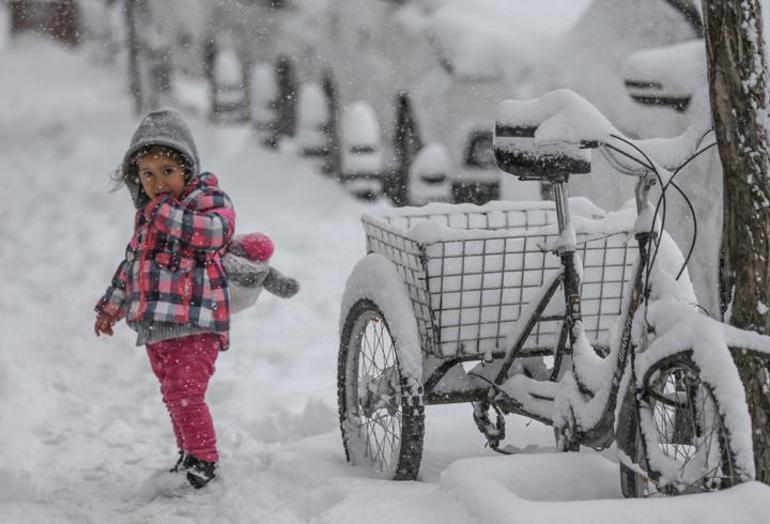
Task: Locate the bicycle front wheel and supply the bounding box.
[617,354,737,496]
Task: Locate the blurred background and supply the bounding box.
[1,0,719,308]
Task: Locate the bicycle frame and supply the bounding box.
[486,172,656,449]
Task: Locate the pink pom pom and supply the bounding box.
[237,232,274,262]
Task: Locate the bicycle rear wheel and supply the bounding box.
[338,298,425,480]
[617,354,737,496]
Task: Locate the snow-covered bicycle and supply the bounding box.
[337,89,770,496]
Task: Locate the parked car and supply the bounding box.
[622,39,705,112]
[408,143,450,205]
[340,101,383,201]
[450,128,499,204]
[295,82,329,167]
[211,48,248,123]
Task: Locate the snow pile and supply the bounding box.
[296,82,328,152]
[214,48,243,86]
[250,62,277,124]
[496,89,614,150]
[622,39,707,100]
[411,143,449,179]
[409,143,451,205]
[297,83,328,129]
[341,101,383,175]
[442,454,770,524]
[340,253,423,379]
[341,101,380,148]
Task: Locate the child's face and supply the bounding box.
[137,148,187,201]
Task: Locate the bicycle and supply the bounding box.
[337,88,770,496]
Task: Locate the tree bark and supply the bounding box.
[703,0,770,484]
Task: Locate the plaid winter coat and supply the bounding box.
[96,172,235,348]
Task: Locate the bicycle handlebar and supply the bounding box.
[493,89,714,182]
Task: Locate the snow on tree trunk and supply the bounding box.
[703,0,770,484]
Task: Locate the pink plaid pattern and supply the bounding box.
[96,173,235,348]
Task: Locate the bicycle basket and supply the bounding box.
[362,200,638,359]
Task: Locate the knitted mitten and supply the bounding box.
[263,267,300,298]
[228,233,274,262]
[221,252,270,287]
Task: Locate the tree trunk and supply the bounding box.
[389,91,423,206]
[274,55,297,140]
[703,0,770,484]
[321,69,341,176]
[125,0,142,116]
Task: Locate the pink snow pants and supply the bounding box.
[146,333,220,463]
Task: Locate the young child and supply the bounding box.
[94,108,235,489]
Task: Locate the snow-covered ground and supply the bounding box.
[2,37,770,524]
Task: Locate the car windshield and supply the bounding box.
[350,145,377,154]
[465,131,495,168]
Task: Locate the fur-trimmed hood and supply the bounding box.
[122,108,200,209]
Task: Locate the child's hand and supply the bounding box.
[94,312,116,337]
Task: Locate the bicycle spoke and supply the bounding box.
[640,360,734,494]
[346,309,405,476]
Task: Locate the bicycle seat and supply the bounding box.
[493,89,610,181]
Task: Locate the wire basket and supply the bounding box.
[362,201,638,359]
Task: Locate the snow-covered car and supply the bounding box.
[340,101,383,201]
[250,62,277,141]
[408,143,450,205]
[450,128,500,204]
[211,48,248,123]
[622,39,705,112]
[295,82,329,165]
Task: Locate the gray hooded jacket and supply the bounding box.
[123,108,201,209]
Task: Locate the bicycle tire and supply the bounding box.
[338,298,425,480]
[617,353,738,497]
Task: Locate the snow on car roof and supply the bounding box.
[342,101,380,146]
[297,83,328,127]
[421,0,591,80]
[622,39,706,98]
[214,48,242,85]
[411,143,449,177]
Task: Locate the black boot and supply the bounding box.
[183,454,217,489]
[169,450,185,473]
